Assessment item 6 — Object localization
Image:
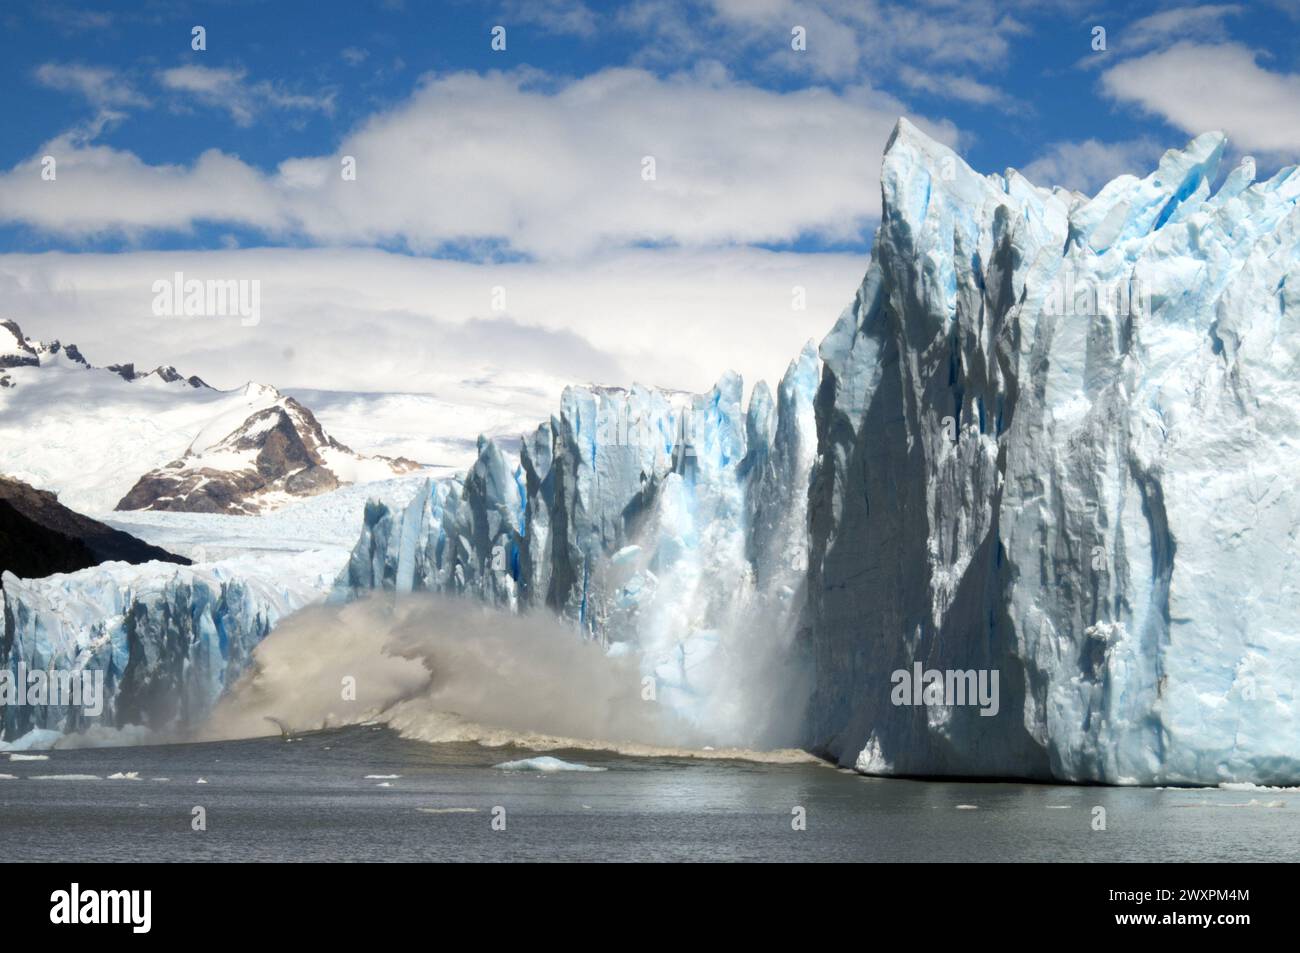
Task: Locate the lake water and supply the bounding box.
[2,725,1296,862]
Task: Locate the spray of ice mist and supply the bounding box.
[201,592,815,761]
[202,593,700,749]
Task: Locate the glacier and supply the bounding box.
[805,120,1300,785]
[7,119,1300,785]
[0,552,339,742]
[342,120,1300,785]
[338,346,821,745]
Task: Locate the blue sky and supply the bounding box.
[1,1,1299,393]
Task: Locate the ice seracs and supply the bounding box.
[339,344,821,747]
[0,551,342,741]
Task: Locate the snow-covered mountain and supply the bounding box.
[0,319,41,377]
[115,389,420,515]
[0,321,420,515]
[2,317,202,388]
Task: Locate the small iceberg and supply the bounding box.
[494,756,606,773]
[107,771,141,781]
[7,753,49,762]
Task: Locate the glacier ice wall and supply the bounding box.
[0,553,338,740]
[806,119,1300,785]
[339,347,820,746]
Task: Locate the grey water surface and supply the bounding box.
[2,725,1295,862]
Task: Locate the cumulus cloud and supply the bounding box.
[1101,42,1300,157]
[0,67,954,257]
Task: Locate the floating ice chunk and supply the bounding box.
[493,756,606,772]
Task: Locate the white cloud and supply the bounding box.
[34,62,149,109]
[1021,137,1164,195]
[1101,42,1300,157]
[157,65,335,126]
[0,246,867,401]
[897,66,1015,110]
[686,0,1029,85]
[1076,4,1244,71]
[0,67,956,257]
[1125,4,1242,52]
[502,0,599,38]
[341,47,370,66]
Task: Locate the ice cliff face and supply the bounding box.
[0,553,338,740]
[339,347,820,744]
[806,119,1300,785]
